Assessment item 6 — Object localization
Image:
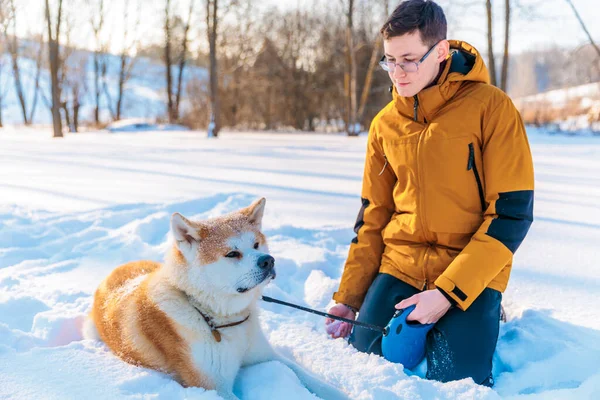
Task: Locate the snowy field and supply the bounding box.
[0,127,599,399]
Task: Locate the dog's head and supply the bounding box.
[168,198,275,300]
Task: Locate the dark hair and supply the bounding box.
[380,0,447,47]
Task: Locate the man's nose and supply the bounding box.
[393,65,407,79]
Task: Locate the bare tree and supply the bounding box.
[0,39,10,127]
[357,0,389,124]
[56,10,87,133]
[26,32,44,124]
[500,0,510,91]
[251,38,284,130]
[0,1,44,125]
[267,8,320,130]
[175,0,194,121]
[2,0,29,124]
[104,0,139,121]
[342,0,358,136]
[88,0,107,125]
[241,2,390,132]
[565,0,600,59]
[62,53,89,132]
[485,0,512,90]
[485,0,497,86]
[163,0,194,123]
[217,0,259,128]
[164,0,175,122]
[45,0,64,138]
[207,0,221,137]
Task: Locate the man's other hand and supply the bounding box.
[395,289,452,324]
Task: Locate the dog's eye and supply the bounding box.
[225,251,241,258]
[253,242,259,250]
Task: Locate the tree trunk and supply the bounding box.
[91,0,104,125]
[207,0,221,137]
[485,0,497,86]
[45,0,64,138]
[93,52,101,124]
[345,0,358,136]
[111,0,137,122]
[357,35,382,124]
[8,43,28,124]
[101,61,117,120]
[175,0,194,122]
[117,52,126,120]
[164,0,175,123]
[4,1,29,125]
[500,0,510,91]
[62,101,71,132]
[232,69,240,127]
[265,85,272,130]
[28,34,43,123]
[73,98,80,133]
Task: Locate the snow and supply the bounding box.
[106,118,191,132]
[0,127,599,399]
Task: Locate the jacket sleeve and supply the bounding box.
[435,97,534,310]
[332,121,397,310]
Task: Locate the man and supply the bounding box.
[325,0,534,387]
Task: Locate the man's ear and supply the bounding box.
[437,39,450,62]
[243,198,266,229]
[171,213,201,247]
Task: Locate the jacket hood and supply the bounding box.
[392,40,490,121]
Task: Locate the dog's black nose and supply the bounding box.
[257,255,274,270]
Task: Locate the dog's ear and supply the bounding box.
[171,213,201,247]
[243,197,266,229]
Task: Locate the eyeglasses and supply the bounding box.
[379,41,440,74]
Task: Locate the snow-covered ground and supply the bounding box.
[0,127,599,399]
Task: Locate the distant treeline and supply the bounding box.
[2,0,598,137]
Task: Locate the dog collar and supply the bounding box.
[188,298,250,342]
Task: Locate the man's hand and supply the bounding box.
[395,289,452,324]
[325,304,356,338]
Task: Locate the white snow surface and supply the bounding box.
[0,127,599,399]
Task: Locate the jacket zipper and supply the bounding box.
[468,143,486,212]
[415,94,434,261]
[413,95,427,123]
[413,95,419,122]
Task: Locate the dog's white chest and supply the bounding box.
[189,323,251,383]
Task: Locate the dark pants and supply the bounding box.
[349,273,501,387]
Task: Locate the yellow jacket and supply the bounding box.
[333,41,534,311]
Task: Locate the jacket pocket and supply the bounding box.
[424,136,484,234]
[467,142,486,213]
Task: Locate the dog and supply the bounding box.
[84,198,347,400]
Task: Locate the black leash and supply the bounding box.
[261,295,386,334]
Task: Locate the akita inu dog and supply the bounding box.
[85,198,346,400]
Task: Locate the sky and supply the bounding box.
[11,0,600,56]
